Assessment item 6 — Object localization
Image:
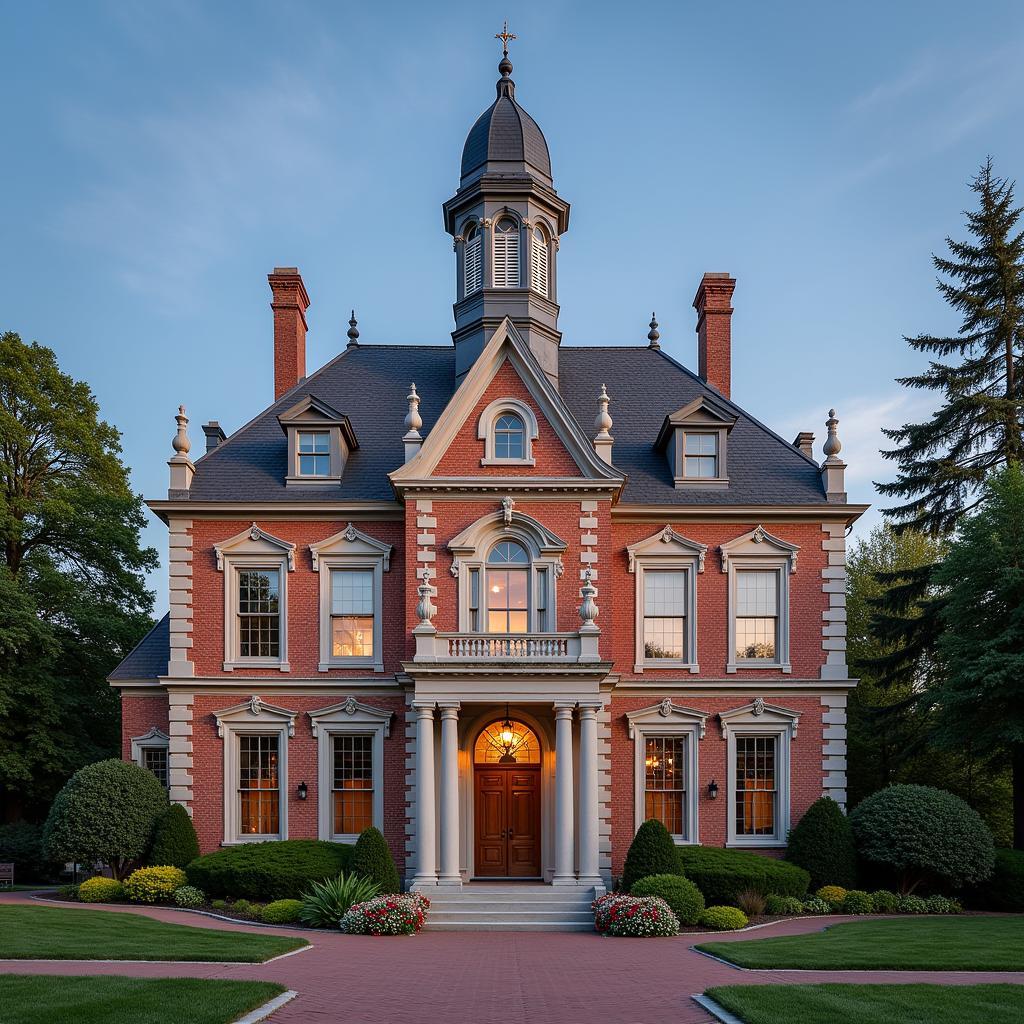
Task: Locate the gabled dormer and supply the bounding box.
[277,395,358,487]
[655,394,737,489]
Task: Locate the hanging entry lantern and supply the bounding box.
[499,704,517,763]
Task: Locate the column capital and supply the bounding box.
[412,701,436,719]
[552,702,576,719]
[438,702,461,719]
[577,704,600,720]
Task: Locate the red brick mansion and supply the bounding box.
[110,47,864,907]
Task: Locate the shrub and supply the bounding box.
[592,893,678,937]
[148,805,200,869]
[677,846,809,905]
[173,885,205,908]
[631,874,705,925]
[620,821,683,893]
[231,899,257,919]
[764,894,804,916]
[849,784,995,893]
[842,890,872,914]
[965,848,1024,912]
[261,899,303,924]
[185,840,353,901]
[78,877,125,903]
[341,893,430,936]
[42,759,168,879]
[56,884,80,900]
[349,827,400,894]
[299,872,381,929]
[210,899,229,911]
[124,865,188,903]
[815,885,847,909]
[802,897,831,914]
[735,889,767,917]
[896,894,928,914]
[0,823,59,883]
[698,905,749,931]
[785,797,857,890]
[925,895,962,915]
[871,889,899,913]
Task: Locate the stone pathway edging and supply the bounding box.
[691,993,744,1024]
[236,990,297,1024]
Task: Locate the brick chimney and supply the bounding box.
[268,267,310,400]
[693,272,736,399]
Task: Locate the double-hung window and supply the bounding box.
[643,570,688,661]
[297,431,330,477]
[734,735,777,837]
[735,569,779,662]
[330,568,374,659]
[683,432,718,478]
[237,569,280,659]
[238,734,280,836]
[332,734,374,835]
[141,746,169,789]
[644,736,687,836]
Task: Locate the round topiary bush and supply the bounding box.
[871,889,899,913]
[620,820,683,893]
[349,827,400,894]
[261,899,303,924]
[185,839,353,901]
[802,897,831,914]
[897,894,928,914]
[148,805,200,869]
[631,874,705,925]
[841,890,872,914]
[815,885,847,909]
[677,846,809,906]
[849,784,995,893]
[124,866,188,903]
[78,877,125,903]
[785,797,857,890]
[698,905,748,930]
[173,885,205,908]
[765,894,804,916]
[42,759,168,879]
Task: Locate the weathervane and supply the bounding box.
[495,19,516,55]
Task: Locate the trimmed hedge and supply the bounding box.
[677,846,810,906]
[261,899,303,924]
[124,865,188,903]
[349,827,400,894]
[621,820,683,893]
[148,805,200,869]
[631,874,705,926]
[185,840,354,901]
[841,889,872,914]
[785,797,856,890]
[965,848,1024,912]
[698,905,748,930]
[78,877,125,903]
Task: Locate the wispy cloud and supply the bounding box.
[846,56,937,115]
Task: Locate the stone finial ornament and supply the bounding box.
[346,311,360,348]
[578,567,600,628]
[403,382,424,463]
[415,582,437,626]
[593,384,614,465]
[820,408,848,503]
[823,408,842,458]
[167,404,195,496]
[648,313,661,349]
[172,405,191,455]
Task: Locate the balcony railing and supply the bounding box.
[445,634,570,659]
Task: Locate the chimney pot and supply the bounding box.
[693,272,736,399]
[793,431,815,460]
[268,267,311,400]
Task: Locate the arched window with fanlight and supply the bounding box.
[493,413,525,460]
[485,540,530,633]
[530,225,549,296]
[463,222,482,296]
[492,217,521,288]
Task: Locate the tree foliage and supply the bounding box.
[0,331,157,820]
[785,797,857,890]
[148,804,200,869]
[349,826,401,894]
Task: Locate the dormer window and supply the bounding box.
[683,432,719,479]
[493,218,520,288]
[494,414,525,460]
[530,225,549,296]
[297,431,330,477]
[478,398,538,466]
[655,395,737,489]
[464,223,482,296]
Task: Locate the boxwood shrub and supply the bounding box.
[349,827,400,894]
[698,905,748,930]
[78,877,126,903]
[677,846,810,906]
[841,889,872,914]
[261,898,303,924]
[785,796,857,890]
[631,874,705,925]
[620,820,683,893]
[185,839,354,901]
[148,805,200,869]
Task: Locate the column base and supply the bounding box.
[578,876,606,896]
[410,876,439,890]
[436,875,463,888]
[550,875,581,887]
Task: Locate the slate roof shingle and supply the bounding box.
[108,613,170,682]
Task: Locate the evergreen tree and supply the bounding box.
[349,826,400,894]
[621,819,683,892]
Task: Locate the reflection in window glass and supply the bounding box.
[735,570,778,660]
[487,541,528,633]
[298,431,330,476]
[331,568,374,658]
[645,736,686,837]
[643,570,687,660]
[332,734,373,835]
[735,735,777,836]
[239,734,279,835]
[237,569,280,658]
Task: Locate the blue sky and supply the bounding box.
[5,0,1024,611]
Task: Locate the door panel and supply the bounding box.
[507,772,541,877]
[474,771,508,876]
[473,767,541,878]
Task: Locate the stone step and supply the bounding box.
[428,907,594,920]
[427,919,594,932]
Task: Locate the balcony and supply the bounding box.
[412,628,601,666]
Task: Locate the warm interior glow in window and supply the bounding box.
[486,541,529,633]
[474,720,541,764]
[735,735,777,835]
[645,735,686,836]
[331,568,374,658]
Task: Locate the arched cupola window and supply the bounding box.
[530,225,549,296]
[463,222,483,296]
[492,217,521,288]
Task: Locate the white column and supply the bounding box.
[438,702,462,886]
[552,703,577,886]
[577,701,602,888]
[412,702,437,888]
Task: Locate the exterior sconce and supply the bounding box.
[297,781,308,801]
[707,779,719,801]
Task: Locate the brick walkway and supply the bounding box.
[2,894,1023,1023]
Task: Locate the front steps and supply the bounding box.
[423,884,598,931]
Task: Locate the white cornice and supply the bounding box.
[612,503,869,524]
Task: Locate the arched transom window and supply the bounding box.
[492,218,521,288]
[474,719,541,764]
[463,222,482,296]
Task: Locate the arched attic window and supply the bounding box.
[494,413,525,460]
[493,217,521,288]
[530,224,549,296]
[463,222,483,296]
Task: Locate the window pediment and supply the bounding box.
[215,523,296,571]
[655,396,737,488]
[719,698,800,738]
[308,697,393,738]
[310,523,393,572]
[214,695,298,738]
[627,525,708,573]
[719,525,799,573]
[277,395,358,486]
[626,700,708,740]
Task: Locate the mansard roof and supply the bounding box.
[174,343,827,508]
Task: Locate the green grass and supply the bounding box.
[705,984,1024,1024]
[698,916,1024,970]
[0,906,306,963]
[0,976,285,1024]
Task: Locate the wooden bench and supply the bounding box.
[0,863,13,888]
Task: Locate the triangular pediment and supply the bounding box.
[389,319,623,487]
[626,525,708,573]
[277,395,358,448]
[655,394,737,450]
[310,523,392,571]
[308,697,394,737]
[719,525,800,573]
[214,523,296,571]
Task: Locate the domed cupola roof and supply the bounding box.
[460,52,552,187]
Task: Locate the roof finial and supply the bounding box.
[347,310,360,348]
[495,19,516,56]
[648,313,661,349]
[172,404,191,456]
[404,383,423,435]
[593,385,614,464]
[495,20,516,97]
[823,408,842,458]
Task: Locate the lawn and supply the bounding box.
[0,976,285,1024]
[0,905,306,962]
[698,916,1024,971]
[705,984,1024,1024]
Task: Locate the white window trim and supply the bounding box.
[721,701,799,847]
[215,697,296,845]
[277,395,358,488]
[655,396,737,490]
[131,728,169,786]
[627,526,707,673]
[477,397,539,466]
[679,429,727,484]
[721,526,799,674]
[627,701,707,845]
[215,524,295,673]
[309,698,393,843]
[310,524,392,673]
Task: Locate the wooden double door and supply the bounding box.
[473,765,542,877]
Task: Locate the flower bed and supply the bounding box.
[340,893,430,935]
[592,893,678,937]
